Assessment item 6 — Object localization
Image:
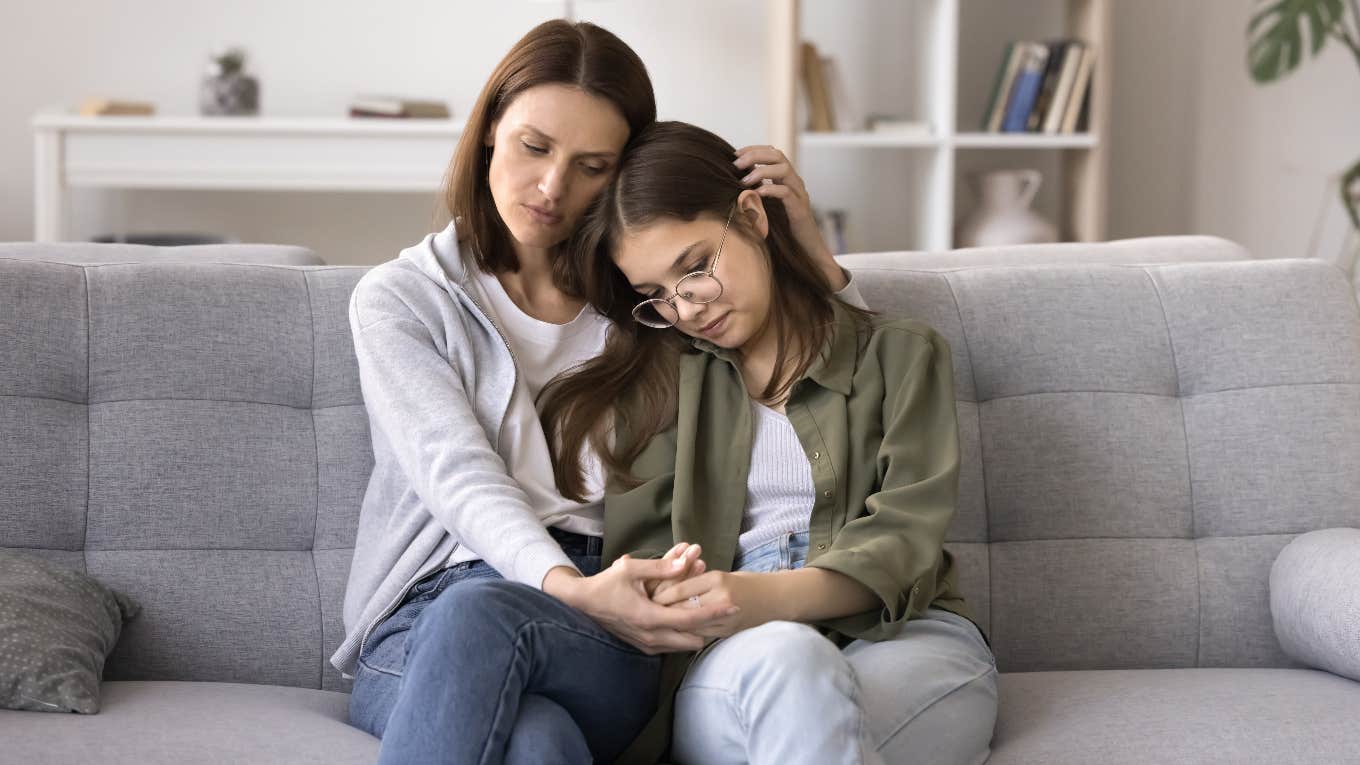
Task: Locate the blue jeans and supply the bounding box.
[674,531,999,765]
[348,529,662,764]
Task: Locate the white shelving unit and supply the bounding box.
[767,0,1111,252]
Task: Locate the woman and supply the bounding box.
[542,121,999,764]
[333,20,857,764]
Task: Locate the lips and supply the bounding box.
[524,204,563,225]
[698,313,728,337]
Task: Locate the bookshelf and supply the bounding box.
[767,0,1111,252]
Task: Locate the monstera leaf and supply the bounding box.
[1248,0,1348,81]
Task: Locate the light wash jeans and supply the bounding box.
[347,528,662,764]
[671,531,998,765]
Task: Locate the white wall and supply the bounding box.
[0,0,768,265]
[1109,0,1360,265]
[4,1,1358,264]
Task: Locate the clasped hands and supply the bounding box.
[544,541,777,655]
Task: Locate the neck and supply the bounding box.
[738,315,799,406]
[495,241,584,324]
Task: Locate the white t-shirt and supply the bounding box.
[448,269,609,567]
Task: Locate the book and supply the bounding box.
[1043,42,1085,134]
[800,42,835,131]
[80,98,155,117]
[983,42,1023,132]
[821,56,863,132]
[1027,40,1068,132]
[1060,45,1096,134]
[349,95,450,119]
[1001,43,1049,133]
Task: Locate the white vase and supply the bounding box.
[955,169,1058,248]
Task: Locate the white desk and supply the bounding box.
[31,113,465,242]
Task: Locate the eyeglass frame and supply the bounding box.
[631,201,737,328]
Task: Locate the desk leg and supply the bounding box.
[34,130,65,242]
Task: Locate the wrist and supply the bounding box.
[542,565,585,604]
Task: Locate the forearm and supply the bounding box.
[764,567,878,623]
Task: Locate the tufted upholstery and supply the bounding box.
[3,236,1359,764]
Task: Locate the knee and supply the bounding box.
[409,578,535,647]
[733,621,850,689]
[749,621,844,668]
[505,695,591,765]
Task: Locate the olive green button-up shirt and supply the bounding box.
[604,303,984,763]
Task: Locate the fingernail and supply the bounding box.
[741,174,754,184]
[673,557,685,569]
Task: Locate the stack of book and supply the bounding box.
[349,95,451,119]
[80,99,155,117]
[982,40,1095,134]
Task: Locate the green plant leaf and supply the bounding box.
[1341,157,1360,231]
[1248,0,1346,82]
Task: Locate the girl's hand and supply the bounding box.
[543,548,734,655]
[651,570,780,640]
[733,145,848,290]
[646,542,706,598]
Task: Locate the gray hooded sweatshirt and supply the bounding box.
[330,223,577,678]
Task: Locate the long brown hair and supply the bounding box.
[541,121,865,500]
[441,20,655,293]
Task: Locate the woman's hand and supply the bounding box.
[733,145,848,290]
[543,545,733,654]
[650,570,783,640]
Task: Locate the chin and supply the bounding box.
[506,221,565,250]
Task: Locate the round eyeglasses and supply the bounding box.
[631,203,735,329]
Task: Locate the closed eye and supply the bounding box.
[522,141,548,154]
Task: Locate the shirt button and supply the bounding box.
[817,543,827,550]
[811,451,821,460]
[823,490,832,498]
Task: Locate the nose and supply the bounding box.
[673,298,706,325]
[537,162,568,203]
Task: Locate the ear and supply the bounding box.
[736,189,769,239]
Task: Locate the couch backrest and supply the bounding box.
[3,242,1357,691]
[0,242,324,265]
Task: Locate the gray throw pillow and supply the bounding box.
[0,552,139,713]
[1270,528,1360,683]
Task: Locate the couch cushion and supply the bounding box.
[1271,528,1360,682]
[0,681,377,765]
[989,668,1360,764]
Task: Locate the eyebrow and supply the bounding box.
[522,126,618,160]
[631,241,705,292]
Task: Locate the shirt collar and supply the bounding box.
[688,301,859,396]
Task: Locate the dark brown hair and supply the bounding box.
[541,121,867,500]
[441,20,655,291]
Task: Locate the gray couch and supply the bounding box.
[2,235,1358,764]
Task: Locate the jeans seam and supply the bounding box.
[479,617,651,764]
[874,664,998,752]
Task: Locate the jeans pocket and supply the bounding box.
[358,601,423,676]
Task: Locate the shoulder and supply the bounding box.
[351,261,443,329]
[856,317,954,389]
[863,317,949,361]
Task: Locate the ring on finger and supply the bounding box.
[688,595,701,607]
